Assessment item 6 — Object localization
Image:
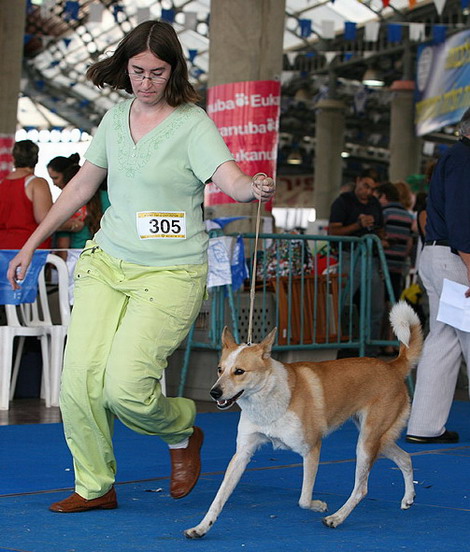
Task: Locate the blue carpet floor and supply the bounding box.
[1,401,469,552]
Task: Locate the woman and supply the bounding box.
[0,140,52,249]
[47,155,87,245]
[8,20,275,513]
[47,153,80,190]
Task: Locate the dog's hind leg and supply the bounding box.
[184,435,261,539]
[299,442,327,512]
[381,442,415,509]
[323,432,379,528]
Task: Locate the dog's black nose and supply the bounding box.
[210,386,222,400]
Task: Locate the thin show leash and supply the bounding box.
[246,173,266,346]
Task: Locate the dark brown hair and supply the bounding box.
[12,140,39,168]
[86,20,199,106]
[47,153,80,174]
[376,182,400,202]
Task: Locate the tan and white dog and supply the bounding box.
[185,301,423,539]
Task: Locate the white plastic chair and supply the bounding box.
[0,307,50,410]
[6,254,70,408]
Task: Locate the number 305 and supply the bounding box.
[149,218,182,234]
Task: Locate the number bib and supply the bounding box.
[136,211,187,240]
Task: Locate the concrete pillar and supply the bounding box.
[206,0,285,232]
[389,80,422,182]
[313,98,345,220]
[0,0,26,178]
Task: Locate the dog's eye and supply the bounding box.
[234,368,245,375]
[217,367,222,374]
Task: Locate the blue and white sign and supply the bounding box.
[0,250,49,305]
[415,30,470,136]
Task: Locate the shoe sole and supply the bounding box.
[406,437,459,444]
[49,502,118,513]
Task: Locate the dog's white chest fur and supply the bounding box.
[242,410,309,455]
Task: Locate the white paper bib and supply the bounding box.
[136,211,187,240]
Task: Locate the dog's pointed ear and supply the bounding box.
[261,327,277,358]
[222,326,238,349]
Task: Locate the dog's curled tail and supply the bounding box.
[389,300,423,377]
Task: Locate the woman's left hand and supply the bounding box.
[252,173,276,203]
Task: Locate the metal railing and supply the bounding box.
[177,231,410,396]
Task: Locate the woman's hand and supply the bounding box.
[252,173,276,203]
[7,249,34,290]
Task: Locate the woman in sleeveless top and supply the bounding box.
[0,140,52,249]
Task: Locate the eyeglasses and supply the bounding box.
[127,71,167,84]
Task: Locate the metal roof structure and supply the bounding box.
[19,0,469,176]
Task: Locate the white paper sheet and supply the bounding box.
[436,278,470,331]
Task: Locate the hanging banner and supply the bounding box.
[205,80,281,211]
[415,29,470,136]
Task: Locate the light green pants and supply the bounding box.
[60,243,208,499]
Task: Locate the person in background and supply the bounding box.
[406,107,470,444]
[47,154,86,247]
[7,20,275,514]
[0,140,52,249]
[375,182,414,354]
[329,169,383,240]
[48,158,111,216]
[394,179,416,262]
[47,153,81,190]
[394,180,415,212]
[328,168,385,355]
[376,182,414,301]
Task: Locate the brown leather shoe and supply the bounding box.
[49,486,117,513]
[169,426,204,499]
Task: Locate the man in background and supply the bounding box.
[328,168,385,355]
[406,108,470,444]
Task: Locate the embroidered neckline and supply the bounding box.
[113,101,197,178]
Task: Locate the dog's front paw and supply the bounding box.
[184,526,206,539]
[300,499,328,512]
[400,493,415,510]
[322,514,343,528]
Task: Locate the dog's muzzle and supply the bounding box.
[210,386,244,410]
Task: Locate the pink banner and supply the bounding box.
[0,134,14,181]
[205,80,281,210]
